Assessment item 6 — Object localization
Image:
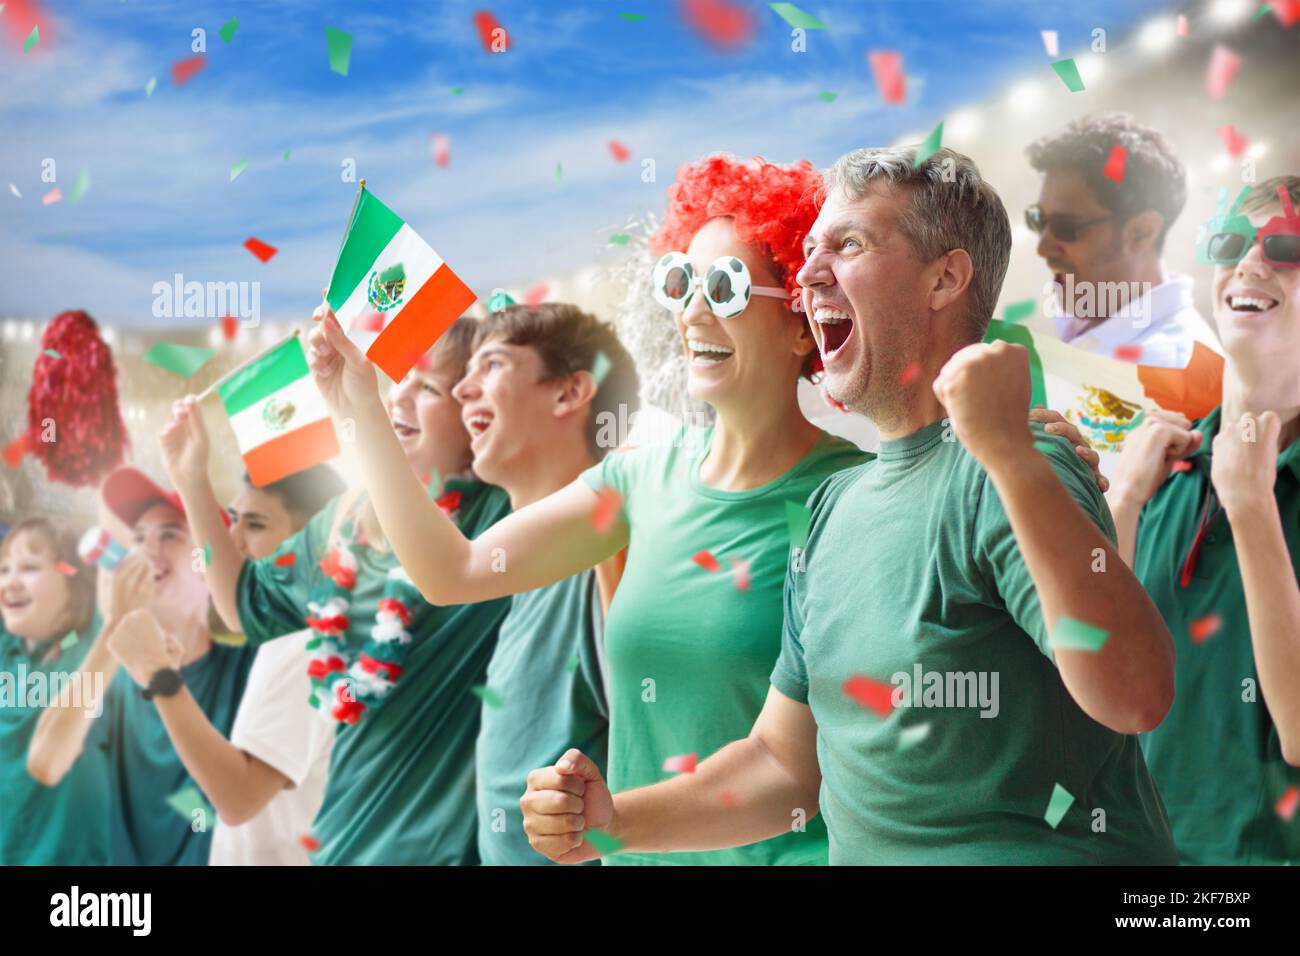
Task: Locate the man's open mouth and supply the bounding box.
[1225,291,1280,315]
[814,306,854,358]
[464,410,494,442]
[685,337,735,367]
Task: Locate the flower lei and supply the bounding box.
[303,488,463,725]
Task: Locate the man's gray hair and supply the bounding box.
[824,146,1012,340]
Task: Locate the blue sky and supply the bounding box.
[0,0,1169,325]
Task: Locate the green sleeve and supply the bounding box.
[973,429,1117,658]
[579,446,636,500]
[236,498,336,647]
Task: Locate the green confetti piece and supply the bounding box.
[1044,782,1075,829]
[43,348,61,359]
[1049,617,1109,652]
[450,85,465,95]
[145,76,157,97]
[426,468,442,498]
[1050,57,1085,92]
[897,722,931,752]
[768,2,827,29]
[565,655,580,674]
[619,12,646,21]
[325,26,352,76]
[817,91,838,103]
[143,342,215,378]
[203,543,212,568]
[1255,4,1273,18]
[913,121,944,167]
[282,149,291,161]
[471,684,504,709]
[67,168,90,205]
[591,351,611,386]
[1003,299,1036,324]
[218,17,238,43]
[555,162,563,181]
[608,233,630,245]
[307,693,320,709]
[585,829,623,855]
[784,500,811,549]
[60,630,79,650]
[166,786,214,821]
[23,25,38,53]
[230,159,248,182]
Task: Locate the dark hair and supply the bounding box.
[1240,174,1300,219]
[0,518,96,638]
[474,303,640,460]
[424,315,480,381]
[242,464,346,525]
[1026,112,1187,252]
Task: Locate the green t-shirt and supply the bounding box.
[0,617,113,865]
[581,426,870,865]
[772,419,1177,865]
[1134,405,1300,865]
[476,570,608,865]
[105,640,257,865]
[236,482,512,865]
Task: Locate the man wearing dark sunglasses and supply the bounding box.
[1026,113,1220,368]
[1109,176,1300,865]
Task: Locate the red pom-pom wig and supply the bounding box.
[651,154,824,376]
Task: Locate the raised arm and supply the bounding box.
[27,554,151,786]
[107,609,292,824]
[1106,409,1204,567]
[521,686,821,864]
[935,341,1175,735]
[306,302,627,606]
[158,396,245,632]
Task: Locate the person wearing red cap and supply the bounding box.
[28,466,257,865]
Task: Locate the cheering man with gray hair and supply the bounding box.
[521,146,1179,865]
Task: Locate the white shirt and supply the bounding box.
[1055,273,1223,368]
[209,632,334,866]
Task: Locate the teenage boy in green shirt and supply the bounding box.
[1110,175,1300,864]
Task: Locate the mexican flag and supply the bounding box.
[325,185,477,382]
[216,334,340,487]
[984,319,1224,477]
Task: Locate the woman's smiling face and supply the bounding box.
[0,529,75,643]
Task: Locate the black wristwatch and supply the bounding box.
[142,667,184,701]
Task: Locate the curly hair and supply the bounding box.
[651,154,823,310]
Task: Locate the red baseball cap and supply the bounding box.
[101,467,231,529]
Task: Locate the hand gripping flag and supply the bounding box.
[216,334,340,487]
[984,319,1224,477]
[325,184,477,382]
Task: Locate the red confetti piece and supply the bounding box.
[730,558,751,592]
[719,789,740,807]
[432,133,451,168]
[171,54,206,86]
[1102,144,1127,183]
[843,674,895,717]
[1170,460,1193,474]
[680,0,755,49]
[274,552,296,567]
[436,489,463,514]
[1189,614,1222,644]
[1204,45,1241,101]
[867,50,906,104]
[473,10,509,52]
[298,833,321,852]
[54,560,77,576]
[220,316,238,341]
[1277,785,1299,823]
[524,283,549,306]
[1271,1,1300,28]
[1114,344,1143,363]
[42,187,62,205]
[351,311,385,333]
[898,361,921,386]
[3,433,33,468]
[692,549,721,573]
[244,237,278,262]
[663,752,697,774]
[1217,125,1248,159]
[590,487,622,534]
[607,139,631,162]
[1177,14,1189,37]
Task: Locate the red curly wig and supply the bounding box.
[651,153,823,311]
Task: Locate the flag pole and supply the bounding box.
[323,178,366,304]
[196,328,301,402]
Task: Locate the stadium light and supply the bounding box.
[1005,80,1044,114]
[1210,0,1252,24]
[1137,18,1177,54]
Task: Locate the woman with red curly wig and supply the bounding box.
[307,154,871,865]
